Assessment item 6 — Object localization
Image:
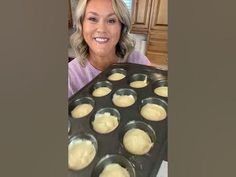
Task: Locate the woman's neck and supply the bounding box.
[88,53,118,71]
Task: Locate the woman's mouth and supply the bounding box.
[94,37,109,43]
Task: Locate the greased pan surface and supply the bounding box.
[68,63,168,177]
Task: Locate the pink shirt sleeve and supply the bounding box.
[68,58,101,98]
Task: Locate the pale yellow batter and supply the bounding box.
[154,86,168,97]
[99,163,130,177]
[141,103,167,121]
[123,128,153,155]
[92,87,112,97]
[112,94,135,107]
[92,112,119,134]
[130,80,148,88]
[108,73,126,81]
[71,103,93,118]
[68,139,96,170]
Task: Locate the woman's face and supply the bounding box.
[82,0,122,58]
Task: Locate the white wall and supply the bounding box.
[130,33,147,55]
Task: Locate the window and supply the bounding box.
[123,0,132,14]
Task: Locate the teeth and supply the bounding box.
[95,38,108,42]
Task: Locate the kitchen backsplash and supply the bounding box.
[130,33,147,55]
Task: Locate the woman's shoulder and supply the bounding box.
[68,58,86,72]
[69,57,80,69]
[68,58,87,78]
[68,57,100,77]
[128,50,151,65]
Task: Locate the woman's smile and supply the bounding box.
[94,37,109,44]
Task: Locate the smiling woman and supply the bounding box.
[82,0,122,69]
[68,0,150,97]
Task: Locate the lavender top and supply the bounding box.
[68,50,150,97]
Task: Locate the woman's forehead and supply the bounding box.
[85,0,116,16]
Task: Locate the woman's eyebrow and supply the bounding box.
[87,12,116,17]
[87,12,99,16]
[107,13,116,17]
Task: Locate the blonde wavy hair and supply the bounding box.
[70,0,135,66]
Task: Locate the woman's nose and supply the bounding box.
[96,21,107,32]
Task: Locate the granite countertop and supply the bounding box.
[157,161,168,177]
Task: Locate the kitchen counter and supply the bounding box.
[157,161,168,177]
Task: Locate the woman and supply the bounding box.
[68,0,150,97]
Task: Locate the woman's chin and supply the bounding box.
[93,50,112,57]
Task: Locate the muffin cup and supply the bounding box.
[152,79,168,97]
[69,132,98,149]
[120,121,156,156]
[140,97,168,121]
[68,133,98,171]
[112,88,137,107]
[90,107,121,134]
[91,81,113,97]
[69,97,95,118]
[149,72,167,81]
[107,68,127,81]
[128,73,149,88]
[91,154,135,177]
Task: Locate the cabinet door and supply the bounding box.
[150,0,168,29]
[131,0,152,34]
[146,0,168,66]
[146,26,168,66]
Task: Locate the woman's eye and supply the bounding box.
[108,19,116,24]
[88,17,97,22]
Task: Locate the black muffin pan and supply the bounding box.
[68,63,168,177]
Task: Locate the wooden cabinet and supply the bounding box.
[131,0,168,66]
[131,0,152,34]
[146,0,168,66]
[150,0,168,27]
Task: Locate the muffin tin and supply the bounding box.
[68,63,168,177]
